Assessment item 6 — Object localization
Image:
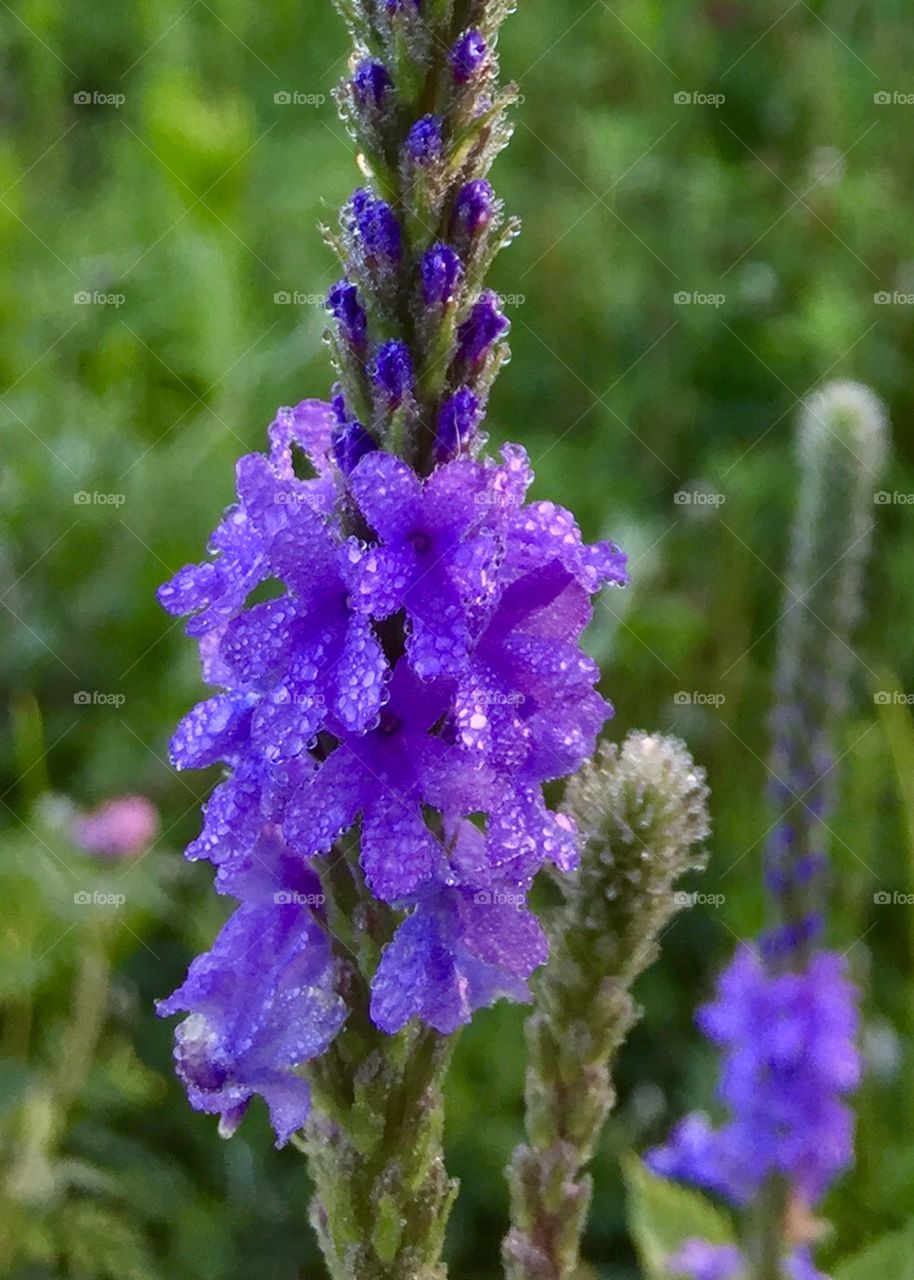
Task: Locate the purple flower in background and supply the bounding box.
[667,1240,744,1280]
[647,947,860,1207]
[75,794,159,858]
[157,901,346,1145]
[449,29,487,83]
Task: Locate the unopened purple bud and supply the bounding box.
[452,179,495,239]
[352,59,392,112]
[332,420,377,475]
[385,0,421,11]
[449,29,487,83]
[349,188,401,263]
[405,115,444,166]
[331,384,348,426]
[457,291,509,364]
[327,279,367,346]
[436,386,480,459]
[421,243,464,305]
[371,340,414,406]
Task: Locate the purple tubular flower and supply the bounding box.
[457,290,510,364]
[667,1240,744,1280]
[352,58,392,112]
[157,900,347,1146]
[435,386,480,460]
[332,419,377,474]
[405,114,444,165]
[75,795,159,858]
[449,29,487,83]
[327,279,367,347]
[422,242,464,305]
[283,662,451,902]
[647,947,860,1207]
[348,188,401,263]
[370,339,414,406]
[371,886,548,1034]
[452,179,495,239]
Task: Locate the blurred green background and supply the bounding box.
[2,0,914,1275]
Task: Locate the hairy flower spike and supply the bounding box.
[648,381,888,1280]
[159,3,627,1275]
[765,380,888,964]
[505,733,710,1280]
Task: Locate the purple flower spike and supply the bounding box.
[450,29,487,83]
[371,339,414,406]
[647,947,861,1207]
[332,420,377,475]
[352,58,392,112]
[422,243,464,305]
[457,290,509,364]
[435,386,480,459]
[348,188,401,264]
[405,115,444,165]
[452,179,495,239]
[327,279,367,347]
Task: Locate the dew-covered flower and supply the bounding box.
[157,899,346,1146]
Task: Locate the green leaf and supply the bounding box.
[833,1221,914,1280]
[622,1154,737,1280]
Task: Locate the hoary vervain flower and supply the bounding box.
[156,3,626,1277]
[646,383,887,1280]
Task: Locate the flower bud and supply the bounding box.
[370,339,414,407]
[421,243,464,305]
[450,29,487,83]
[457,291,509,364]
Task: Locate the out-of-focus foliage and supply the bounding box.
[1,0,913,1276]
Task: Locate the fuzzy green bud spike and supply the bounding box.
[765,381,888,969]
[504,732,711,1280]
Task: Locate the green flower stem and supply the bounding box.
[302,851,458,1280]
[504,734,710,1280]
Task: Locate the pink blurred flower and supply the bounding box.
[75,795,159,859]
